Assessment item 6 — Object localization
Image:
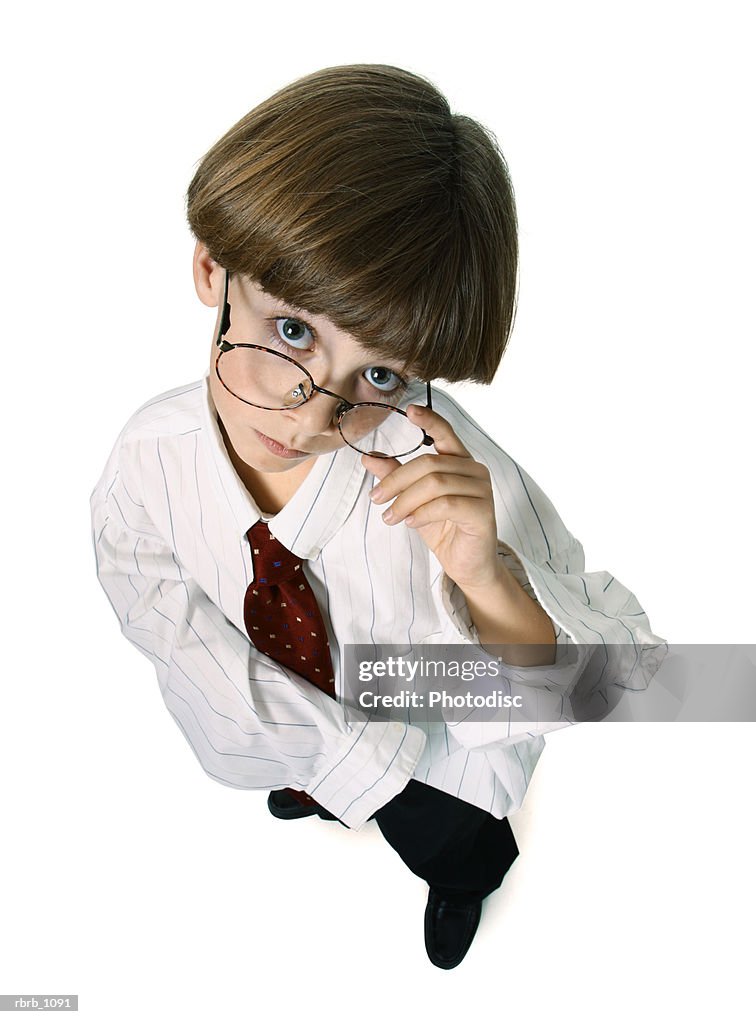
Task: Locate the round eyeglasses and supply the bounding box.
[214,271,435,459]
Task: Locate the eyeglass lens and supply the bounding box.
[217,347,426,457]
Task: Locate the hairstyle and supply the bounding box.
[186,64,519,384]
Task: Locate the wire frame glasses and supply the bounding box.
[214,270,434,458]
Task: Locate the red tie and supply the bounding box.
[243,519,336,810]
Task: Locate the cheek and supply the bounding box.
[212,379,264,436]
[209,373,285,462]
[211,363,249,413]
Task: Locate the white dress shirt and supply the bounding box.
[90,373,666,830]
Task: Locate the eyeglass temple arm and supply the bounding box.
[218,269,232,341]
[422,380,434,446]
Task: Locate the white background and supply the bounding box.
[2,1,754,1021]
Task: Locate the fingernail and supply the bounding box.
[369,486,384,501]
[382,508,395,523]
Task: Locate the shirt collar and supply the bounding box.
[198,370,367,559]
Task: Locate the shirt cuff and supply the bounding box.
[303,719,427,831]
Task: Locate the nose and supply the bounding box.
[286,388,344,436]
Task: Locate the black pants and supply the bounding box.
[372,779,519,903]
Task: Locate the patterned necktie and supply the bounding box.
[243,519,335,810]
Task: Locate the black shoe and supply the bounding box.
[424,889,483,969]
[267,790,338,821]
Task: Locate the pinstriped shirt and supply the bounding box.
[90,372,666,830]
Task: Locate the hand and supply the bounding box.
[361,405,500,592]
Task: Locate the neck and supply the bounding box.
[218,417,314,514]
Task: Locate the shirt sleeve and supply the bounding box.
[424,394,668,748]
[90,450,426,831]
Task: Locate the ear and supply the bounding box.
[192,240,224,308]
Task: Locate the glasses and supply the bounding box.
[214,270,435,458]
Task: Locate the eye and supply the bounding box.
[273,317,314,350]
[363,366,405,394]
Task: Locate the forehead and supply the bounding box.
[234,275,336,327]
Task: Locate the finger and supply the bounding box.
[361,452,401,485]
[402,494,495,532]
[406,404,471,459]
[379,473,491,525]
[368,453,489,504]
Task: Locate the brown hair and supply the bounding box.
[186,64,518,384]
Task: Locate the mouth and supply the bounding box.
[253,429,310,459]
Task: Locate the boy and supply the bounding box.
[90,64,665,970]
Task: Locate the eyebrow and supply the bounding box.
[266,299,312,317]
[256,288,314,319]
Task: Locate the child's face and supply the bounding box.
[200,257,411,477]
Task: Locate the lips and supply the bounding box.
[254,429,309,459]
